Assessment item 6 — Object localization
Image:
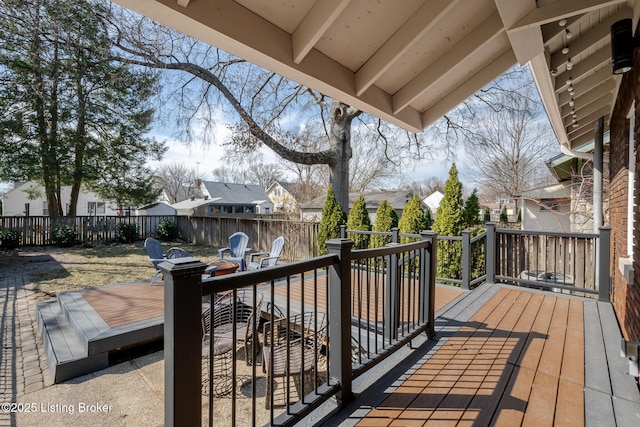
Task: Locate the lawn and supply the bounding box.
[14,242,221,301]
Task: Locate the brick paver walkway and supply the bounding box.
[0,272,51,426]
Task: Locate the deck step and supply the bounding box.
[37,300,108,383]
[57,291,110,353]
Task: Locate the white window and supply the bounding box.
[42,201,48,216]
[88,202,106,215]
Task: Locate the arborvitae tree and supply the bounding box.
[370,200,398,248]
[347,194,371,249]
[424,208,432,230]
[399,195,428,244]
[432,164,465,281]
[483,208,491,223]
[500,206,508,223]
[463,189,481,228]
[317,184,347,255]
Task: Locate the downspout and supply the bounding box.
[594,117,604,233]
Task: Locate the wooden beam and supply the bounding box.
[550,7,632,71]
[511,0,628,32]
[557,67,614,105]
[422,49,516,127]
[292,0,351,64]
[567,106,610,136]
[555,48,611,92]
[563,93,613,126]
[354,0,458,96]
[392,12,504,114]
[542,15,582,44]
[560,82,615,117]
[495,0,544,64]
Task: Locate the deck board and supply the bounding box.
[353,286,604,427]
[80,281,164,328]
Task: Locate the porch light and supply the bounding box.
[611,19,638,74]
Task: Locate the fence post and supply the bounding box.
[326,238,354,406]
[340,224,347,239]
[598,226,611,302]
[461,230,471,290]
[421,230,437,337]
[391,227,399,244]
[485,222,496,284]
[162,257,207,427]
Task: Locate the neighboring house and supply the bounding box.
[300,190,420,223]
[172,181,274,216]
[1,181,118,217]
[545,137,609,234]
[136,202,176,216]
[266,181,304,214]
[200,181,273,214]
[520,183,572,232]
[423,191,444,218]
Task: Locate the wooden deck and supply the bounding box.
[328,285,640,427]
[81,281,164,328]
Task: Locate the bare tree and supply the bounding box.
[156,162,200,203]
[100,5,427,212]
[461,82,558,201]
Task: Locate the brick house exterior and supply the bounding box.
[609,27,640,345]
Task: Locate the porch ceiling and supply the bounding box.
[112,0,637,147]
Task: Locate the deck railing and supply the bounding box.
[342,226,485,290]
[161,234,437,426]
[485,223,611,300]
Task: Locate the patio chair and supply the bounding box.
[262,311,327,409]
[144,237,165,285]
[166,247,192,259]
[247,236,284,270]
[201,304,234,397]
[218,232,249,271]
[210,289,264,366]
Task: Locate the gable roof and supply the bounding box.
[301,190,415,210]
[201,181,270,204]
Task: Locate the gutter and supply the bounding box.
[560,144,610,164]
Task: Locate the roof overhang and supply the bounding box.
[111,0,637,141]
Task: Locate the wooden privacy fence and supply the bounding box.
[0,215,174,246]
[1,215,319,261]
[176,216,319,261]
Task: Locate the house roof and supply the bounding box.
[300,190,415,210]
[201,181,271,205]
[423,191,444,212]
[521,182,572,199]
[113,0,630,149]
[546,132,610,182]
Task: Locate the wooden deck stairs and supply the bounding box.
[36,281,164,383]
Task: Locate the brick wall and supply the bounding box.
[609,36,640,343]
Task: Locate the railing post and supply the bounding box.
[340,224,347,239]
[391,227,399,244]
[162,257,207,427]
[327,238,354,406]
[461,230,471,290]
[421,230,437,337]
[598,226,611,301]
[384,240,400,343]
[485,222,496,283]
